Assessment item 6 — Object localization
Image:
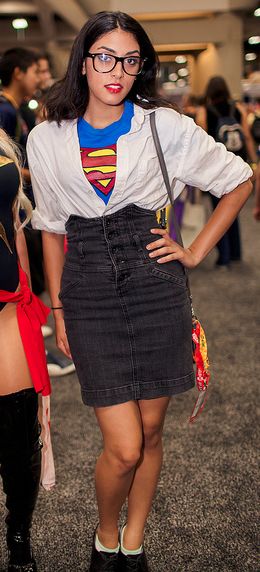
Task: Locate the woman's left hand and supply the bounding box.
[147,228,198,269]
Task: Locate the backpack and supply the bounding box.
[208,103,245,153]
[251,115,260,144]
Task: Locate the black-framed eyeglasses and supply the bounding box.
[85,52,147,76]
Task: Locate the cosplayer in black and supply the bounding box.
[0,150,19,310]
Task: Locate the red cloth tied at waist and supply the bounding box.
[0,264,51,396]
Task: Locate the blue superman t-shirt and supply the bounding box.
[77,100,134,205]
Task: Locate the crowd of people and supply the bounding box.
[0,9,258,572]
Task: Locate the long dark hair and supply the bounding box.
[205,76,231,105]
[45,11,173,122]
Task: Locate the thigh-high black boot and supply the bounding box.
[0,388,42,572]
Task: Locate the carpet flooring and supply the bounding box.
[0,195,259,572]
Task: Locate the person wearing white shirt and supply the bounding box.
[27,11,252,572]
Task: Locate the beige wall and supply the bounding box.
[140,12,243,99]
[109,0,256,13]
[141,13,242,47]
[190,14,243,98]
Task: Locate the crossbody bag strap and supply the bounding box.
[150,111,194,308]
[150,112,183,247]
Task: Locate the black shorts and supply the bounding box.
[60,205,195,407]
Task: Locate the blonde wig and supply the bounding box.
[0,128,32,229]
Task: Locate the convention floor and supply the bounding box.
[0,195,259,572]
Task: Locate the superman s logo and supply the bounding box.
[81,145,117,196]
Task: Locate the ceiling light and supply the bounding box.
[162,81,176,91]
[178,67,189,77]
[245,53,257,61]
[176,78,186,88]
[254,8,260,16]
[12,18,28,30]
[28,99,38,110]
[175,55,187,64]
[248,36,260,45]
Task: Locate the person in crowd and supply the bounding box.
[0,48,75,376]
[0,48,38,189]
[33,54,54,124]
[27,12,252,572]
[196,76,257,269]
[0,128,51,572]
[19,54,53,134]
[181,93,199,120]
[36,54,53,93]
[245,96,260,148]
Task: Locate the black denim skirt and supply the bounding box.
[60,205,195,407]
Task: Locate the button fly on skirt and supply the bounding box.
[62,208,195,408]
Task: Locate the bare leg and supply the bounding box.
[0,302,33,395]
[124,396,171,550]
[94,401,143,549]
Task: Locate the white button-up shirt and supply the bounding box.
[27,104,252,234]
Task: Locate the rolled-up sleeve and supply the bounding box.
[179,118,252,197]
[27,131,66,234]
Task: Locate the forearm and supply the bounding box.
[189,179,253,264]
[42,231,72,357]
[245,137,257,164]
[42,231,65,307]
[15,229,31,288]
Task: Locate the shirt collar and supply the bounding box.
[62,103,155,137]
[131,103,155,132]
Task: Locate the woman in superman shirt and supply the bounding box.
[27,11,252,572]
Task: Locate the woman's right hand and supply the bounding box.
[54,314,72,359]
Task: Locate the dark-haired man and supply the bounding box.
[0,47,39,182]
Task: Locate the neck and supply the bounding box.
[83,99,125,129]
[2,85,23,108]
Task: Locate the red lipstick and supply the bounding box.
[105,84,123,94]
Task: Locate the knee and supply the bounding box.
[108,446,142,475]
[143,422,162,450]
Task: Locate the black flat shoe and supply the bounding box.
[89,538,119,571]
[8,562,37,572]
[7,531,37,572]
[119,550,149,572]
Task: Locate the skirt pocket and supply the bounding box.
[59,268,82,300]
[149,265,187,288]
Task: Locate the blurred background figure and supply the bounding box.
[34,54,54,124]
[36,54,53,92]
[0,48,38,187]
[20,54,53,129]
[196,75,257,269]
[247,96,260,151]
[182,93,200,120]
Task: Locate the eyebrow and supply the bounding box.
[97,46,140,56]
